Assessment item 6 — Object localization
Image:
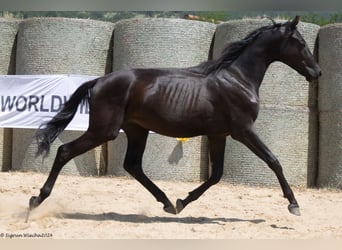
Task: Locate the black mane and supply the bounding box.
[188,22,279,75]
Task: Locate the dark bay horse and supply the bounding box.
[29,16,321,216]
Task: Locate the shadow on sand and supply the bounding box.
[59,211,266,225]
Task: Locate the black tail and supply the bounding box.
[36,78,98,157]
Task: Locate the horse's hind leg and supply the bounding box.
[176,135,226,213]
[123,125,177,214]
[29,129,115,210]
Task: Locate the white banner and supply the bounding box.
[0,75,98,131]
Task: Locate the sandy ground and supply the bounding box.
[0,171,342,239]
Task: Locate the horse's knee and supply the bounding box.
[124,164,141,178]
[267,156,283,173]
[123,147,144,177]
[123,157,142,177]
[210,172,222,185]
[206,167,223,186]
[123,163,132,174]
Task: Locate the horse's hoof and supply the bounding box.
[163,204,177,215]
[288,204,301,216]
[176,199,184,214]
[29,196,40,210]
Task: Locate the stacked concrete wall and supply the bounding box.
[0,18,18,74]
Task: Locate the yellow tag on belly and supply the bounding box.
[176,137,190,143]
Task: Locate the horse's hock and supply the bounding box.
[317,24,342,189]
[213,19,320,186]
[108,18,216,181]
[0,18,19,171]
[11,18,115,176]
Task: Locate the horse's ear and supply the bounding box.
[291,16,300,30]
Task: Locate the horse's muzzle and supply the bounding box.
[305,65,322,82]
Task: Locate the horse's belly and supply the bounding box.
[126,107,231,137]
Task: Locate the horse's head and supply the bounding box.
[268,16,321,82]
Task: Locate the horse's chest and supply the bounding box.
[222,89,260,125]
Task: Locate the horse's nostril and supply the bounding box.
[319,71,322,76]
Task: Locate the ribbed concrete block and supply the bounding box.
[12,129,105,176]
[108,132,208,182]
[318,24,342,111]
[317,112,342,188]
[0,18,19,74]
[16,17,115,75]
[318,24,342,189]
[213,19,319,186]
[0,18,19,171]
[0,129,12,171]
[113,18,216,70]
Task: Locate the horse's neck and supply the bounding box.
[229,43,274,92]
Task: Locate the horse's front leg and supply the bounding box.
[123,126,177,214]
[232,128,300,216]
[176,135,226,213]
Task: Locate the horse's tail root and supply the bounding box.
[35,78,98,158]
